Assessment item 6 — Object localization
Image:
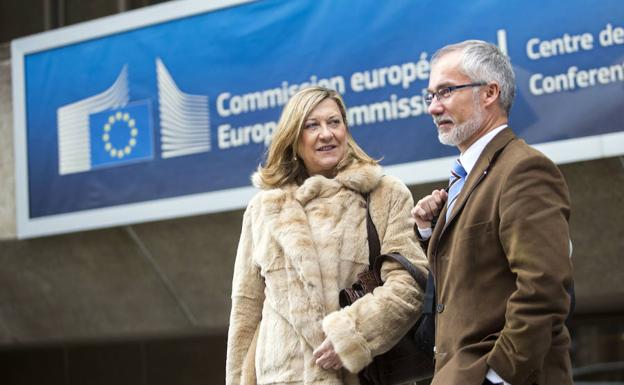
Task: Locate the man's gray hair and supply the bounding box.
[431,40,516,116]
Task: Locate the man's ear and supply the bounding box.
[482,82,500,108]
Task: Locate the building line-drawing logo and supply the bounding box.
[156,58,211,159]
[55,59,211,176]
[57,65,129,175]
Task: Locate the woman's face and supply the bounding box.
[297,98,347,178]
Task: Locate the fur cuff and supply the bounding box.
[322,310,372,373]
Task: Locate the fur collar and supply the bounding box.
[252,160,383,201]
[294,161,382,205]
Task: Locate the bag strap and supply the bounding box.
[422,271,436,316]
[373,253,428,292]
[364,193,428,292]
[364,193,381,266]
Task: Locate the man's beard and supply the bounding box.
[435,98,484,147]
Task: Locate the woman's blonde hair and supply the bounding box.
[255,86,377,188]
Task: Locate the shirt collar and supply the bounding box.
[459,124,508,175]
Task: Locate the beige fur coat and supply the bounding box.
[226,162,428,385]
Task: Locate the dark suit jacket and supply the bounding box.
[422,128,574,385]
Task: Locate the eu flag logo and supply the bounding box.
[89,101,154,169]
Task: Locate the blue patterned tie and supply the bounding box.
[446,158,467,221]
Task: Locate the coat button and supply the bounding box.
[436,303,445,313]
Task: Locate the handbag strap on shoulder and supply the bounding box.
[364,193,381,266]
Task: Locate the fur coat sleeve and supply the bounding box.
[226,199,264,385]
[322,176,429,374]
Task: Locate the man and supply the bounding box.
[412,40,573,385]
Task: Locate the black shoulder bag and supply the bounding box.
[338,193,435,385]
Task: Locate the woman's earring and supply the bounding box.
[293,153,298,161]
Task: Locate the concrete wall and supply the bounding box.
[0,43,16,239]
[0,213,242,344]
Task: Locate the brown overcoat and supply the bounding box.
[422,128,574,385]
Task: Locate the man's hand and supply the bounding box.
[411,189,448,230]
[313,338,343,371]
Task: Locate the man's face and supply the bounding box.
[427,52,484,148]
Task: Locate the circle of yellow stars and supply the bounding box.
[102,111,138,159]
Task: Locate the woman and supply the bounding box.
[226,86,428,385]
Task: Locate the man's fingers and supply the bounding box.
[425,196,444,218]
[415,198,434,219]
[417,206,431,220]
[414,189,450,228]
[424,199,438,217]
[432,189,448,205]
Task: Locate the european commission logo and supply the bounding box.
[89,102,154,169]
[56,59,210,175]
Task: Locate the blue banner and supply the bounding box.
[11,0,624,237]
